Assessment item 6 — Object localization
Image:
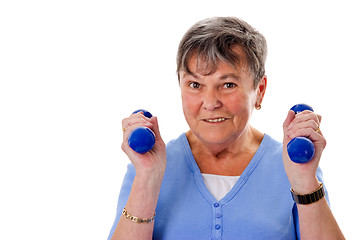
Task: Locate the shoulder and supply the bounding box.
[166,133,191,160]
[163,133,195,176]
[166,133,187,150]
[253,134,287,181]
[261,134,283,158]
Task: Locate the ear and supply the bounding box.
[256,75,267,105]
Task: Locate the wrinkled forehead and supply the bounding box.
[181,46,251,78]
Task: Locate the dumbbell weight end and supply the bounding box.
[128,109,156,154]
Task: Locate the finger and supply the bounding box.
[130,111,148,118]
[288,111,320,129]
[317,114,322,124]
[122,118,153,131]
[122,114,153,131]
[287,126,323,142]
[122,111,151,128]
[287,119,319,136]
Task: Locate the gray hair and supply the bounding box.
[176,17,267,87]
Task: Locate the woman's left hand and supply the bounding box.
[282,110,327,193]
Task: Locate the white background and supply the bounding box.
[1,0,359,239]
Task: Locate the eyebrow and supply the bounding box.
[182,71,200,79]
[219,73,240,81]
[184,71,241,81]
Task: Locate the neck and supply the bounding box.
[186,126,264,176]
[187,126,261,156]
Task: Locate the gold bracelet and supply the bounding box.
[122,208,156,223]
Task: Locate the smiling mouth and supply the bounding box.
[203,117,227,123]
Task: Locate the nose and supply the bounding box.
[202,88,222,111]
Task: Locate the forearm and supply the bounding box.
[297,197,345,240]
[293,179,345,240]
[111,170,164,240]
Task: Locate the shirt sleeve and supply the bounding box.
[107,163,136,240]
[292,166,330,240]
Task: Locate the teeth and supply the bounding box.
[205,118,226,123]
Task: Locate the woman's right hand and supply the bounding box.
[121,111,166,176]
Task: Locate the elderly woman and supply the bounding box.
[108,17,344,239]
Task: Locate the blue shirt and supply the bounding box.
[108,133,328,240]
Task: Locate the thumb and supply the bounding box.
[150,116,163,143]
[283,110,295,143]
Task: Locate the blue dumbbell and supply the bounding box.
[287,104,315,164]
[128,109,155,154]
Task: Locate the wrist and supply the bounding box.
[136,165,165,181]
[291,182,325,205]
[134,159,166,177]
[126,171,164,217]
[290,177,320,194]
[134,167,165,197]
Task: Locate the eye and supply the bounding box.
[189,82,201,89]
[224,82,237,89]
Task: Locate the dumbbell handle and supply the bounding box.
[286,104,315,164]
[127,109,155,154]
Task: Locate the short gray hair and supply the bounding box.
[176,17,267,87]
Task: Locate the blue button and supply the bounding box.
[215,224,221,230]
[216,213,222,218]
[214,203,220,207]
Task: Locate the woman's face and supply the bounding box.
[179,48,266,148]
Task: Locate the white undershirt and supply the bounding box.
[202,173,240,201]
